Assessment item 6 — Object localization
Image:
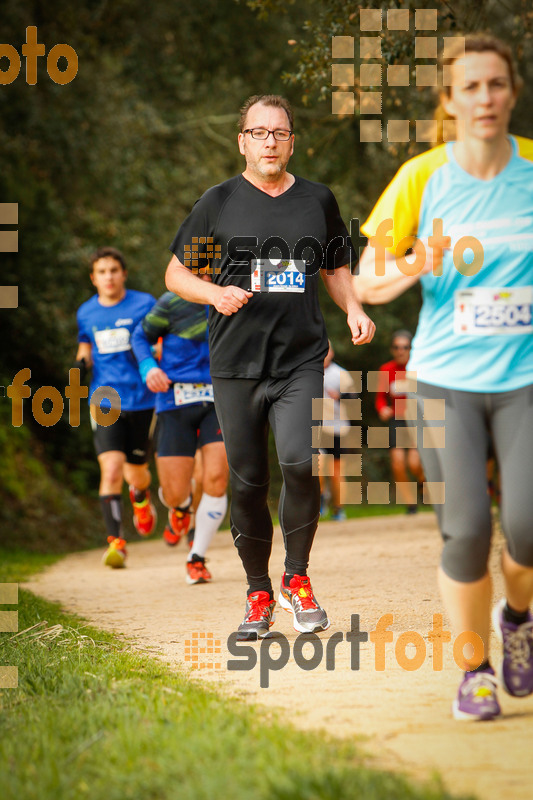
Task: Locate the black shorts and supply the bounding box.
[155,402,223,458]
[91,408,154,464]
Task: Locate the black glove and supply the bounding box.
[72,358,88,382]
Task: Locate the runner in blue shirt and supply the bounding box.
[357,34,533,720]
[76,247,157,567]
[132,292,228,585]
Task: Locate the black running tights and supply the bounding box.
[212,369,323,594]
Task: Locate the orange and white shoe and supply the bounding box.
[186,555,212,585]
[158,487,191,546]
[102,536,127,569]
[163,525,179,546]
[163,508,191,546]
[169,506,191,538]
[129,487,157,536]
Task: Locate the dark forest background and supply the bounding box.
[1,0,531,550]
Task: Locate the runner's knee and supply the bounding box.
[390,448,406,469]
[230,469,269,517]
[501,507,533,568]
[204,476,228,496]
[202,463,229,496]
[406,449,422,475]
[441,519,492,582]
[99,457,124,487]
[280,458,315,490]
[391,461,408,482]
[279,460,320,523]
[123,463,150,488]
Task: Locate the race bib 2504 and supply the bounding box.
[251,259,306,293]
[454,287,533,335]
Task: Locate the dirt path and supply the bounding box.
[25,513,533,799]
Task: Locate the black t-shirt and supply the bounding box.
[169,174,353,378]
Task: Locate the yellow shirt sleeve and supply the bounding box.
[361,145,449,254]
[515,135,533,163]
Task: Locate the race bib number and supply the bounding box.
[251,259,306,293]
[454,287,533,335]
[94,327,131,353]
[173,382,214,407]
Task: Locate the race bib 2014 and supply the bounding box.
[251,259,306,293]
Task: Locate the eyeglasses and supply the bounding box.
[392,345,410,350]
[242,128,293,141]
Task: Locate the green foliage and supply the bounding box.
[0,0,309,545]
[0,400,103,552]
[248,0,533,122]
[2,0,531,544]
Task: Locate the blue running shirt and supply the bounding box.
[131,292,212,414]
[362,136,533,392]
[77,289,156,410]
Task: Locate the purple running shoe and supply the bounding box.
[452,668,501,721]
[492,598,533,697]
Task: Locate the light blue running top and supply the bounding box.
[363,136,533,392]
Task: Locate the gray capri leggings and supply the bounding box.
[410,381,533,582]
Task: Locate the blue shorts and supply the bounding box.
[155,402,223,457]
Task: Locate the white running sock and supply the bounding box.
[188,493,227,560]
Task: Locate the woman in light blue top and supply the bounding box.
[357,33,533,720]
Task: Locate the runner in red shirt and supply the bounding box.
[375,330,424,512]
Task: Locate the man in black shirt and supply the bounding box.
[166,94,375,639]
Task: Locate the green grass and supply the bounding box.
[269,502,433,528]
[0,549,62,582]
[0,559,474,800]
[321,503,433,521]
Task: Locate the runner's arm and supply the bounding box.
[321,264,376,345]
[165,255,252,316]
[75,342,92,371]
[131,316,171,393]
[355,246,425,304]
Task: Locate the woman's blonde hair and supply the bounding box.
[434,33,522,144]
